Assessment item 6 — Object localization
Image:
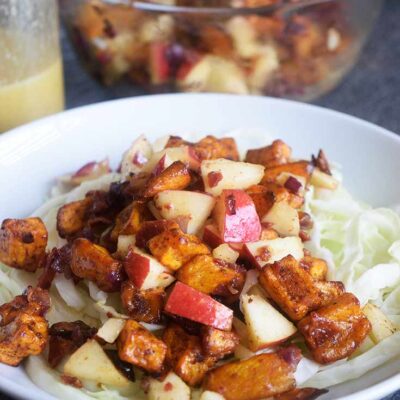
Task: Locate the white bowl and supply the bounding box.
[0,94,399,400]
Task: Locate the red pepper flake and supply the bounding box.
[226,194,236,216]
[61,375,83,388]
[207,171,223,188]
[284,176,302,194]
[132,151,148,167]
[164,382,174,391]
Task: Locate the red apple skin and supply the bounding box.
[150,42,170,85]
[203,224,247,258]
[124,251,150,289]
[165,282,233,331]
[214,190,261,243]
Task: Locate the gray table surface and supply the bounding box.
[1,1,399,399]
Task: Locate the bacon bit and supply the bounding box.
[107,312,114,318]
[255,246,271,263]
[207,171,223,188]
[284,176,302,194]
[164,382,174,391]
[299,212,313,230]
[103,18,116,38]
[299,231,311,242]
[61,375,83,388]
[132,151,148,167]
[226,194,236,216]
[312,150,332,175]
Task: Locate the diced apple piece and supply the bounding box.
[248,46,279,92]
[212,244,239,264]
[276,172,307,196]
[200,391,225,400]
[242,293,297,351]
[226,16,260,58]
[350,335,375,358]
[203,224,245,256]
[121,135,153,179]
[150,42,171,85]
[124,247,175,290]
[63,339,130,387]
[214,189,261,243]
[310,169,339,190]
[165,282,233,331]
[96,318,126,344]
[144,146,201,174]
[363,303,397,343]
[245,237,303,269]
[232,317,250,348]
[116,235,136,258]
[201,158,264,196]
[178,55,248,95]
[147,372,191,400]
[153,190,216,235]
[262,201,300,237]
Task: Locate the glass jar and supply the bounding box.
[0,0,65,133]
[60,0,382,101]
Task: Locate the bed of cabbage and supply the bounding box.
[0,167,399,399]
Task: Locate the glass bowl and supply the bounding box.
[60,0,383,101]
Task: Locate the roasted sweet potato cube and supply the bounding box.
[245,140,292,167]
[275,387,328,400]
[259,256,340,321]
[148,228,210,271]
[117,319,167,373]
[176,255,245,297]
[300,256,328,280]
[194,136,239,161]
[121,281,165,323]
[135,220,180,250]
[201,327,239,358]
[110,201,152,241]
[298,293,371,364]
[71,238,124,292]
[57,197,92,239]
[246,184,303,219]
[163,323,216,386]
[203,346,301,400]
[314,280,345,304]
[262,161,311,185]
[0,218,48,272]
[142,161,191,198]
[0,287,50,366]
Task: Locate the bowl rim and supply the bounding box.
[97,0,337,16]
[0,93,399,400]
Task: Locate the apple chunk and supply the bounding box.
[262,200,300,237]
[124,247,175,290]
[242,293,297,351]
[213,189,261,243]
[148,372,191,400]
[201,158,264,196]
[120,135,153,179]
[245,237,303,269]
[96,318,126,344]
[165,282,233,331]
[63,339,130,387]
[153,190,216,234]
[212,244,239,264]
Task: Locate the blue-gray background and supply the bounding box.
[1,0,398,399]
